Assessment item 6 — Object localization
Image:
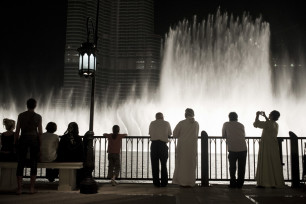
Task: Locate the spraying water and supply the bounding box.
[1,10,305,137]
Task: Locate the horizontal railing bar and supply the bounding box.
[21,135,306,185]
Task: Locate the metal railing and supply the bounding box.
[29,132,306,186]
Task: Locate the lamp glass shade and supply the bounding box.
[79,55,82,71]
[77,42,97,77]
[83,53,89,69]
[90,54,95,71]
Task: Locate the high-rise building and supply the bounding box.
[62,0,161,106]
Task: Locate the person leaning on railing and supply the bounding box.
[172,108,199,187]
[149,112,172,187]
[103,125,127,186]
[222,112,247,188]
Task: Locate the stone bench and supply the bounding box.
[0,162,83,191]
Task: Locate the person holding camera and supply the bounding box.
[253,110,285,188]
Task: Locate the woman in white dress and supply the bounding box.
[253,110,285,188]
[172,108,199,187]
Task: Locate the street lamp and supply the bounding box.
[77,0,100,194]
[78,41,97,77]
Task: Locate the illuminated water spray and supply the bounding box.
[1,10,305,137]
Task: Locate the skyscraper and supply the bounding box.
[62,0,161,106]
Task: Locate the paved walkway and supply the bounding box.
[0,181,306,204]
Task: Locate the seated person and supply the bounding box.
[0,118,17,161]
[57,122,84,188]
[40,122,59,182]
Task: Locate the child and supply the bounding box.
[103,125,127,186]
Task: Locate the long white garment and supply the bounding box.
[172,118,199,186]
[254,120,285,187]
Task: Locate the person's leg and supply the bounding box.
[237,151,247,188]
[228,151,238,187]
[110,154,120,186]
[16,139,28,194]
[150,142,160,187]
[16,176,23,195]
[113,154,120,178]
[76,168,85,188]
[46,169,53,182]
[107,154,115,179]
[160,143,168,187]
[29,141,39,193]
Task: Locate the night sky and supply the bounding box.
[1,0,305,102]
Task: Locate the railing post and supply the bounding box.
[277,138,284,166]
[289,131,300,188]
[201,131,209,187]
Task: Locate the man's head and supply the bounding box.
[229,112,238,121]
[269,110,280,121]
[112,125,120,134]
[26,98,37,110]
[46,122,57,133]
[155,112,164,120]
[185,108,194,118]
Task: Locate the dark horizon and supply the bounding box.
[1,0,305,104]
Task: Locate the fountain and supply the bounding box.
[1,10,305,137]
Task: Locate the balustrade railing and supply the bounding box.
[28,132,306,186]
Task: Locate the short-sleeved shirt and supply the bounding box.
[40,132,59,162]
[222,121,247,152]
[149,119,172,142]
[105,134,127,154]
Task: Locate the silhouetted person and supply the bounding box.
[57,122,84,188]
[254,110,285,188]
[14,98,43,194]
[172,108,199,187]
[222,112,247,188]
[40,122,59,182]
[0,118,17,161]
[103,125,127,186]
[149,112,172,187]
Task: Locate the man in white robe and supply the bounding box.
[172,108,199,187]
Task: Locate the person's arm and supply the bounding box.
[56,136,64,161]
[119,133,127,138]
[37,116,43,146]
[103,133,111,138]
[253,112,266,128]
[195,122,199,137]
[253,112,260,127]
[148,122,152,137]
[168,123,172,138]
[222,123,227,138]
[14,116,20,145]
[173,122,181,138]
[262,112,269,121]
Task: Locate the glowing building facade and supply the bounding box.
[62,0,161,106]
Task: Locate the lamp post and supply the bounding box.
[77,0,100,194]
